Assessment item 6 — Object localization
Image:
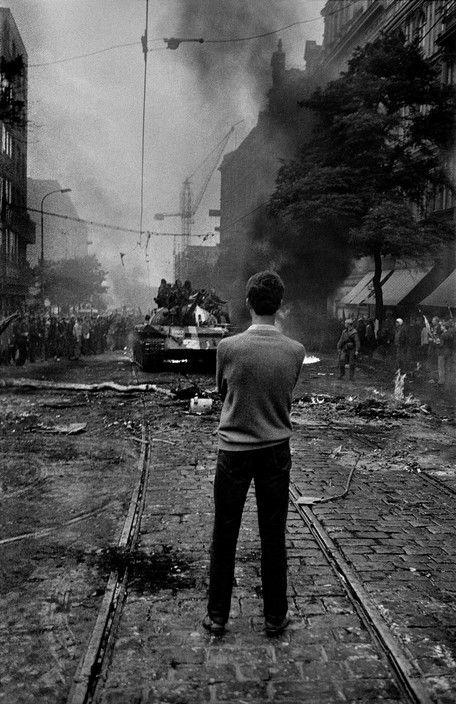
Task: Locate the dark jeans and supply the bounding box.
[208,441,291,624]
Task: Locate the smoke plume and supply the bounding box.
[160,1,311,105]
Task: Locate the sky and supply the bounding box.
[4,0,325,293]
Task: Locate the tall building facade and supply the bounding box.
[315,0,456,314]
[27,179,88,266]
[0,8,35,316]
[319,0,455,218]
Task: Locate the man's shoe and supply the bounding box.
[265,616,290,636]
[202,615,226,635]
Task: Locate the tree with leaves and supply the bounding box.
[38,255,108,311]
[269,31,455,323]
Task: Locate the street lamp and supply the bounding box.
[40,188,71,306]
[40,188,71,265]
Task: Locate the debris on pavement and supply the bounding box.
[170,383,200,399]
[0,378,175,396]
[294,393,432,420]
[189,397,213,415]
[31,422,87,435]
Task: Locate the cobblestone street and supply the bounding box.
[1,353,455,703]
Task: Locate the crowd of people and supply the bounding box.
[337,312,455,384]
[152,278,230,326]
[0,310,141,366]
[1,295,453,388]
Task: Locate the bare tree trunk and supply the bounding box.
[373,249,384,326]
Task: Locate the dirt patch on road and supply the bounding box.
[91,544,199,595]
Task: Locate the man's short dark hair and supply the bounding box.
[246,270,284,315]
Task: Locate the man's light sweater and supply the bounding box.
[217,324,305,451]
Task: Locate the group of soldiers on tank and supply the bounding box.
[152,278,230,326]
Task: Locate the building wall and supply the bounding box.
[27,178,88,266]
[319,0,456,313]
[0,8,35,316]
[181,244,219,289]
[319,0,455,217]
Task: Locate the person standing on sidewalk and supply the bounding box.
[337,318,360,380]
[204,271,305,636]
[72,317,83,360]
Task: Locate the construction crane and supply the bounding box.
[154,123,241,280]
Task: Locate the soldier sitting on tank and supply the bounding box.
[183,280,193,299]
[142,314,155,335]
[168,280,185,309]
[219,309,230,325]
[154,279,170,309]
[204,287,226,312]
[152,308,171,325]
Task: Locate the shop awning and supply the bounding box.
[421,270,456,307]
[340,268,431,306]
[381,268,431,306]
[340,270,392,306]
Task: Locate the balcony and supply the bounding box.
[4,204,35,244]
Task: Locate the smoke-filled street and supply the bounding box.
[1,352,455,703]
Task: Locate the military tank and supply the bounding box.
[133,293,231,371]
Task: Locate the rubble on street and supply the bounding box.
[1,353,455,703]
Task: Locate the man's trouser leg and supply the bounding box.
[208,450,252,624]
[437,353,445,384]
[254,442,291,623]
[338,351,346,378]
[347,348,356,379]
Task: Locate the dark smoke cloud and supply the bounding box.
[218,205,351,346]
[160,1,309,103]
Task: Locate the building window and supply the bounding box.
[445,59,455,86]
[443,185,454,209]
[4,228,17,261]
[0,177,12,216]
[8,229,17,261]
[1,123,12,157]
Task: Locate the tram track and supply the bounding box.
[288,480,433,704]
[66,426,151,704]
[286,417,456,703]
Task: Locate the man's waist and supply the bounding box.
[218,435,290,452]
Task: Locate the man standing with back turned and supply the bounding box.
[203,271,305,636]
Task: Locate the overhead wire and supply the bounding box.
[28,41,165,68]
[12,203,212,239]
[28,1,361,69]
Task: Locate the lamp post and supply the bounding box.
[40,188,71,304]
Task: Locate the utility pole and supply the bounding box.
[139,0,149,246]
